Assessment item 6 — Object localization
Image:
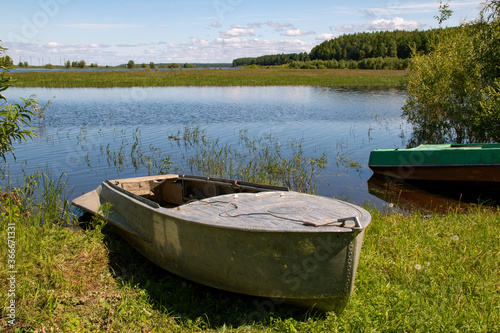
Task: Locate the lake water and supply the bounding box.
[2,86,410,208]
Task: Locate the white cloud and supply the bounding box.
[248,22,263,29]
[316,33,335,41]
[335,24,355,32]
[215,37,245,45]
[220,25,255,38]
[267,21,284,31]
[267,21,294,32]
[211,22,222,28]
[362,17,424,30]
[360,9,377,19]
[167,37,315,62]
[116,43,148,48]
[4,41,119,65]
[4,28,316,64]
[284,28,315,37]
[46,42,61,47]
[190,38,210,46]
[264,22,314,37]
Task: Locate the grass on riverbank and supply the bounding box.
[9,68,407,88]
[1,173,499,332]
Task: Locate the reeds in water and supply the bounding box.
[183,128,327,192]
[73,124,328,193]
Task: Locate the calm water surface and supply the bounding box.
[3,86,409,207]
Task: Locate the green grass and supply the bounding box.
[9,68,407,88]
[1,171,499,332]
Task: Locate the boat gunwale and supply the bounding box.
[99,179,370,234]
[372,143,500,152]
[369,163,500,168]
[368,143,500,170]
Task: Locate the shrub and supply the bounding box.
[403,7,500,145]
[0,44,36,162]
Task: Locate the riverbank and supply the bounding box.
[1,182,498,332]
[9,68,407,88]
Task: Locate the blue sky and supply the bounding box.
[1,0,485,65]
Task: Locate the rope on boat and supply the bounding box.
[222,202,361,229]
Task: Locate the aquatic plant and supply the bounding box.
[181,127,328,193]
[70,123,328,193]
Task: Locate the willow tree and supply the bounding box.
[403,1,500,145]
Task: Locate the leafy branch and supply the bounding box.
[434,1,453,27]
[0,43,37,162]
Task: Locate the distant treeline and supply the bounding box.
[233,29,453,68]
[233,53,310,67]
[288,57,410,70]
[163,62,232,68]
[120,62,232,69]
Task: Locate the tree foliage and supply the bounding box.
[435,0,453,26]
[0,42,37,162]
[403,1,500,145]
[233,53,310,67]
[310,30,435,61]
[70,60,86,68]
[0,55,14,67]
[233,29,440,68]
[287,57,410,70]
[0,72,36,162]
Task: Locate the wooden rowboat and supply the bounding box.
[72,174,371,313]
[368,143,500,183]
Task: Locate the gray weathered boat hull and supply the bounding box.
[73,174,370,313]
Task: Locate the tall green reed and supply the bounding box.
[181,126,327,193]
[72,124,327,193]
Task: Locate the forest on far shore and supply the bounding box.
[232,29,451,70]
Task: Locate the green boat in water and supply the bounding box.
[368,143,500,182]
